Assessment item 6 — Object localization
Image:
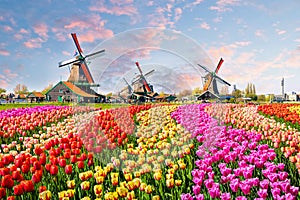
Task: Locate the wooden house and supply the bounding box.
[27,92,45,103]
[46,81,105,103]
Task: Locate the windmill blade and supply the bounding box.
[58,57,79,68]
[144,69,155,77]
[85,49,105,58]
[197,64,212,74]
[80,61,94,84]
[214,58,224,74]
[71,33,84,57]
[214,75,231,86]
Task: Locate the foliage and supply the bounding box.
[14,83,28,94]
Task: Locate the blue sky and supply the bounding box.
[0,0,299,95]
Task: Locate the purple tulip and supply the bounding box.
[192,185,201,195]
[220,193,231,200]
[230,179,239,192]
[257,189,268,199]
[259,179,269,189]
[236,196,247,200]
[194,194,204,200]
[180,193,193,200]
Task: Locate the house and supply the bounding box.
[27,92,45,103]
[46,81,105,103]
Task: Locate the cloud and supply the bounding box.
[184,0,204,9]
[89,1,138,17]
[33,23,48,39]
[174,8,182,21]
[109,0,133,5]
[147,1,154,6]
[296,27,300,32]
[14,28,30,40]
[23,37,45,49]
[3,25,13,32]
[54,14,114,42]
[295,38,300,43]
[62,51,71,56]
[0,69,18,88]
[200,22,210,30]
[0,49,10,56]
[276,29,286,35]
[210,0,240,12]
[255,29,264,37]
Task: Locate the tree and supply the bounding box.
[192,87,202,96]
[232,89,242,99]
[257,94,266,102]
[0,88,6,94]
[14,84,28,94]
[41,84,53,95]
[177,89,192,99]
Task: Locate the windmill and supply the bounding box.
[58,33,105,87]
[118,78,134,103]
[197,58,231,100]
[131,62,158,102]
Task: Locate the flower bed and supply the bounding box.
[0,104,299,199]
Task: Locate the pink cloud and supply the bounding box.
[0,79,8,88]
[109,0,133,5]
[147,1,154,6]
[200,22,210,30]
[0,16,4,21]
[276,29,286,35]
[210,0,240,12]
[62,51,71,56]
[23,37,44,49]
[60,14,114,42]
[184,0,204,9]
[3,25,13,32]
[89,4,137,16]
[296,28,300,32]
[174,8,182,21]
[3,69,17,78]
[0,49,10,56]
[255,29,264,37]
[33,23,48,39]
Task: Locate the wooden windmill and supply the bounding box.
[58,33,105,88]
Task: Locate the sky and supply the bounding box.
[0,0,299,95]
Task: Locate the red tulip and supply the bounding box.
[65,165,73,175]
[1,174,14,189]
[0,167,10,176]
[0,187,6,199]
[21,164,30,174]
[21,180,34,192]
[70,155,77,163]
[32,172,42,183]
[12,170,21,180]
[59,158,66,168]
[7,196,15,200]
[77,161,84,169]
[39,185,47,193]
[50,165,58,176]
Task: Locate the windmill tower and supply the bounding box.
[281,77,285,100]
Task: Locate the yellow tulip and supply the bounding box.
[145,185,153,194]
[153,172,162,181]
[80,181,90,190]
[116,186,128,198]
[95,176,105,184]
[81,197,90,200]
[94,184,103,197]
[124,173,133,181]
[152,195,160,200]
[140,182,147,191]
[66,180,75,189]
[166,178,174,188]
[127,191,135,200]
[66,189,75,198]
[175,180,182,186]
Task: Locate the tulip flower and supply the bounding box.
[94,184,103,197]
[80,181,90,191]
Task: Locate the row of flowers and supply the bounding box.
[171,104,299,199]
[204,104,300,173]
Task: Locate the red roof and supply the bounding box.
[27,92,45,98]
[63,81,97,98]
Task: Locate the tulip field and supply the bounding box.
[0,103,300,200]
